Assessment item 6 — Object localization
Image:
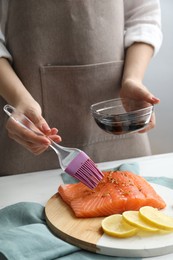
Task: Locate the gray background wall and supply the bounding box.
[144,0,173,155]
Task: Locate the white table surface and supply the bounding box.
[1,152,173,259]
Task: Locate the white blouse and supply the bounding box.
[0,0,162,61]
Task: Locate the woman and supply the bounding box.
[0,0,161,176]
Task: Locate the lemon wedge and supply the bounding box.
[122,210,158,232]
[139,206,173,231]
[101,214,137,238]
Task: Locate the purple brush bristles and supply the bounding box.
[65,151,103,189]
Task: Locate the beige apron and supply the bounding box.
[0,0,151,176]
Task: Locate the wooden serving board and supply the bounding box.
[45,193,104,252]
[45,184,173,258]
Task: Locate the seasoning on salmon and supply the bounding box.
[58,171,166,218]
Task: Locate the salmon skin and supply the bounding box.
[58,171,166,218]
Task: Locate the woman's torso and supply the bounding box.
[0,0,151,176]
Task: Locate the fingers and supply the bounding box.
[32,117,62,142]
[137,87,160,105]
[121,79,160,105]
[121,80,159,134]
[6,102,62,154]
[6,118,50,154]
[138,113,156,133]
[42,127,62,143]
[6,118,61,155]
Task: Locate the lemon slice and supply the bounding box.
[122,210,158,232]
[101,214,137,238]
[139,206,173,231]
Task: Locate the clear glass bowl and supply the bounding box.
[90,98,154,135]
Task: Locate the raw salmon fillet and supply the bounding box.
[58,171,166,218]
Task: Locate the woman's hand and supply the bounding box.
[120,78,160,133]
[121,42,160,133]
[0,58,61,154]
[6,101,62,155]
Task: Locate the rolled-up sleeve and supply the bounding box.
[0,31,12,61]
[0,0,12,61]
[124,0,163,56]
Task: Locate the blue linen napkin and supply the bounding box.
[0,162,172,260]
[0,202,79,260]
